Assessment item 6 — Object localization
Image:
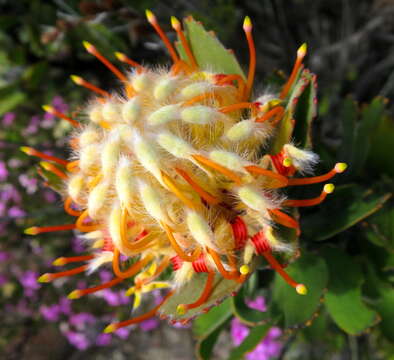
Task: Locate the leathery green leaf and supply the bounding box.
[158,273,242,321]
[196,322,228,360]
[292,71,317,148]
[232,287,271,326]
[271,251,328,328]
[322,247,378,335]
[193,297,232,338]
[270,69,315,154]
[302,185,391,241]
[176,16,245,77]
[374,287,394,342]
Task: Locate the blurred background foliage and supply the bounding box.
[0,0,393,359]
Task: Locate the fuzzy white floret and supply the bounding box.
[209,150,248,173]
[173,261,193,287]
[79,126,101,147]
[181,105,221,125]
[68,174,84,202]
[122,97,141,124]
[154,77,178,101]
[284,144,319,173]
[131,72,152,92]
[89,105,103,124]
[79,144,99,172]
[102,102,120,123]
[138,180,170,224]
[186,211,218,250]
[147,104,180,126]
[87,181,109,219]
[108,205,122,249]
[225,119,256,142]
[101,135,121,174]
[237,185,278,213]
[180,82,213,100]
[156,131,195,159]
[132,131,162,182]
[115,157,135,212]
[87,251,113,274]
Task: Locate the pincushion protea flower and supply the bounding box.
[23,11,347,333]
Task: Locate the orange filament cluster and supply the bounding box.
[24,12,346,332]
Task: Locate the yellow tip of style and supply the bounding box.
[297,43,307,57]
[171,16,181,30]
[20,146,32,155]
[283,157,292,167]
[335,162,347,173]
[82,41,95,53]
[39,161,51,171]
[38,274,51,283]
[52,257,66,266]
[42,104,54,113]
[68,290,81,300]
[114,52,126,61]
[24,227,38,235]
[296,284,307,295]
[239,264,250,275]
[103,324,117,334]
[324,183,335,194]
[70,75,83,85]
[145,9,155,23]
[243,16,252,31]
[176,304,186,315]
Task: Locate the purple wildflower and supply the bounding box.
[0,161,8,181]
[8,206,26,218]
[18,270,40,297]
[64,331,91,350]
[231,296,283,360]
[1,184,21,203]
[96,333,112,346]
[0,251,8,260]
[114,326,131,339]
[2,112,15,127]
[140,318,160,331]
[0,273,8,286]
[40,304,61,322]
[69,312,96,331]
[18,174,38,194]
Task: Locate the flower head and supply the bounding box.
[23,12,346,332]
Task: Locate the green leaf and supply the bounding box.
[0,90,26,116]
[271,251,328,327]
[22,61,49,89]
[228,323,271,360]
[177,17,245,77]
[374,288,394,341]
[196,322,227,360]
[338,97,358,167]
[322,247,378,335]
[352,97,386,176]
[270,69,315,154]
[193,298,232,338]
[364,204,394,252]
[158,273,242,321]
[292,71,317,148]
[302,184,391,241]
[232,287,271,326]
[368,115,394,177]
